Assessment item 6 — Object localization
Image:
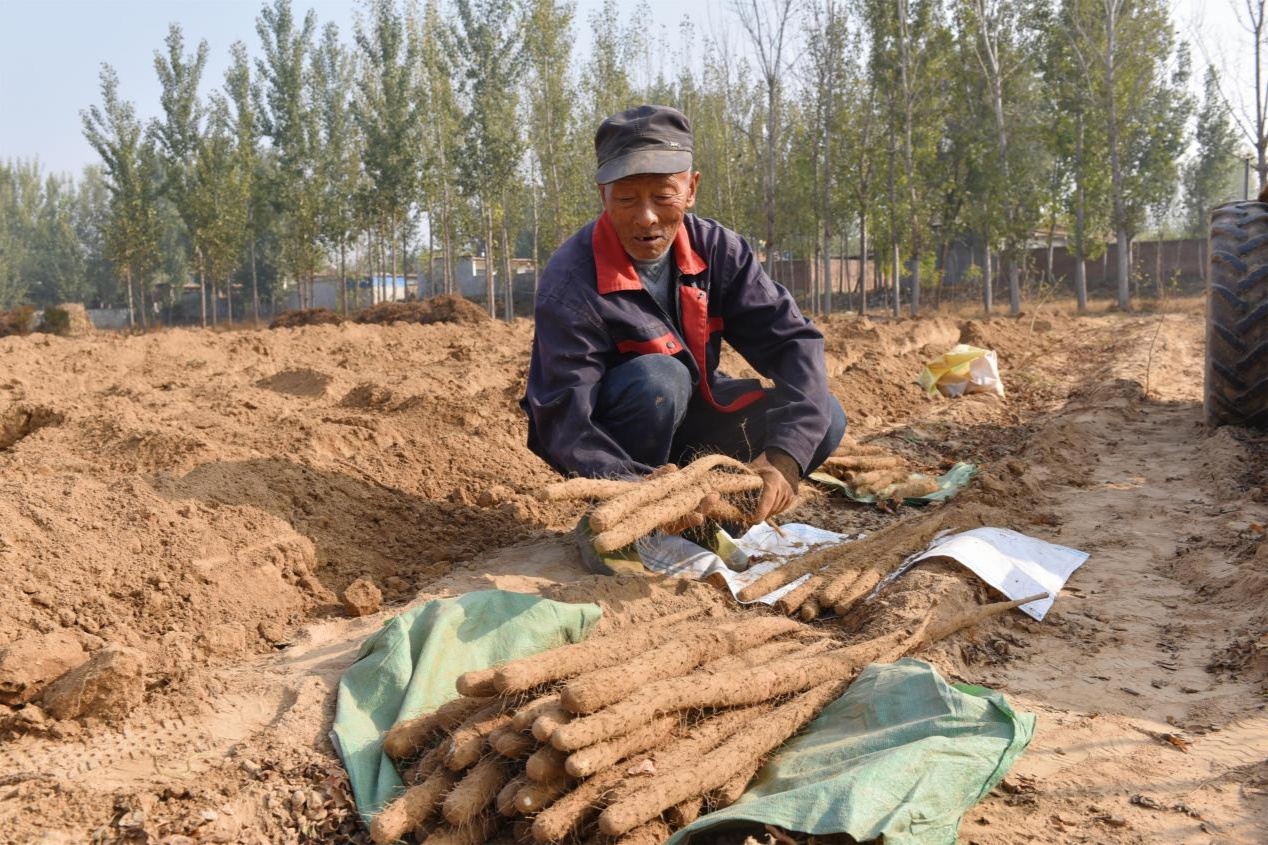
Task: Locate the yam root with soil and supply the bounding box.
[373,587,1047,844]
[539,456,766,553]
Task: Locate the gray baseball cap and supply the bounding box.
[594,105,693,185]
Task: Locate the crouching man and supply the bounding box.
[520,105,846,568]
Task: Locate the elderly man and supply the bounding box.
[521,105,846,565]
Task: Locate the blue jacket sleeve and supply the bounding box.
[524,289,655,479]
[717,235,831,473]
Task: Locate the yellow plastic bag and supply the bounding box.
[917,344,1005,398]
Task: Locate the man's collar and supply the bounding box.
[593,212,707,295]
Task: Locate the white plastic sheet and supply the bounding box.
[637,523,850,605]
[908,527,1088,620]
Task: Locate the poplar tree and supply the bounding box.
[315,22,361,313]
[452,0,525,320]
[256,0,320,309]
[1186,66,1242,240]
[225,41,264,322]
[523,0,589,266]
[356,0,419,300]
[417,0,462,295]
[150,23,209,323]
[82,65,161,328]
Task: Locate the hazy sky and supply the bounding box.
[0,0,1256,177]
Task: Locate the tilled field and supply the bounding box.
[1,299,1267,844]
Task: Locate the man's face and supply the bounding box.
[599,171,700,261]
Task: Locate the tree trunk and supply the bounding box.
[500,210,513,321]
[1104,4,1130,310]
[858,211,867,316]
[1116,228,1131,309]
[1074,112,1089,313]
[1007,259,1020,316]
[226,274,233,325]
[138,275,149,331]
[892,241,901,318]
[250,238,260,324]
[484,203,496,319]
[983,239,993,318]
[199,263,207,328]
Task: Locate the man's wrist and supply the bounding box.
[763,448,801,489]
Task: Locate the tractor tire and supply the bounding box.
[1206,200,1268,427]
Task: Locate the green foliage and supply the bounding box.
[0,0,1198,322]
[1185,65,1243,236]
[39,306,71,336]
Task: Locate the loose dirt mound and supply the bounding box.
[269,307,346,329]
[5,298,1268,845]
[355,294,490,327]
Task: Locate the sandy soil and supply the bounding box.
[1,298,1266,844]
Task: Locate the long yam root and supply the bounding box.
[551,636,904,752]
[371,768,455,844]
[590,455,751,532]
[492,609,703,693]
[774,575,823,616]
[455,667,499,697]
[530,703,573,743]
[591,470,763,552]
[598,681,847,837]
[561,617,800,714]
[525,744,570,783]
[425,813,501,845]
[400,744,443,787]
[510,693,563,732]
[443,758,512,826]
[821,455,907,473]
[539,478,636,502]
[446,701,513,771]
[666,798,703,827]
[514,778,572,815]
[489,726,536,759]
[593,482,712,553]
[710,759,762,809]
[532,708,758,843]
[498,775,529,817]
[613,819,672,845]
[827,570,883,615]
[384,695,491,760]
[565,714,679,778]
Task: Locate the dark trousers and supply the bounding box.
[594,355,847,475]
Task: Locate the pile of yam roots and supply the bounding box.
[541,448,952,622]
[371,592,1039,845]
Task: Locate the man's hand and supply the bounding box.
[750,450,801,523]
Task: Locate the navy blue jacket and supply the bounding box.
[521,212,832,479]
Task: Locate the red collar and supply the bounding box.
[593,212,708,295]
